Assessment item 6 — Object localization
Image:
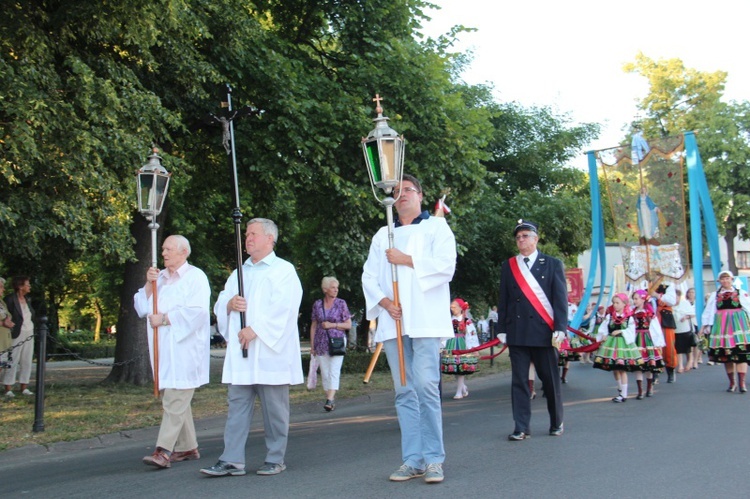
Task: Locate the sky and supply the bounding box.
[420,0,750,167]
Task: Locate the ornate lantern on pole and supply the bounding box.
[136,147,171,397]
[361,94,407,385]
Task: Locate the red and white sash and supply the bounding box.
[509,255,555,331]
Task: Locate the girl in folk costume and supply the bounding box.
[700,271,750,392]
[443,298,479,399]
[631,289,666,399]
[593,293,644,402]
[651,279,678,383]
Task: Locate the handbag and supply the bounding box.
[659,309,677,329]
[327,333,346,356]
[689,332,699,347]
[321,302,346,356]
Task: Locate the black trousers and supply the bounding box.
[509,345,563,433]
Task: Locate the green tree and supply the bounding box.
[2,0,496,383]
[1,1,187,378]
[450,102,599,311]
[623,52,726,137]
[1,0,600,386]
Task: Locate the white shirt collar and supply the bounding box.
[519,250,539,268]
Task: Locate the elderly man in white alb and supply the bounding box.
[201,218,303,478]
[134,235,211,469]
[362,174,457,485]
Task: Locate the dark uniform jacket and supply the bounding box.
[497,252,567,347]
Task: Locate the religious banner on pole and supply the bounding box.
[597,133,690,285]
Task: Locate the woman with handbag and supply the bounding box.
[309,276,351,412]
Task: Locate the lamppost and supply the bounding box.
[136,147,171,397]
[361,94,406,385]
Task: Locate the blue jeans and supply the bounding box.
[383,336,444,468]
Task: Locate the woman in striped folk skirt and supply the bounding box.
[701,271,750,392]
[631,289,666,399]
[593,293,644,402]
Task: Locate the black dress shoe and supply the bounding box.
[549,424,564,436]
[508,431,529,441]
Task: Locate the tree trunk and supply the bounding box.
[725,224,738,275]
[106,213,163,385]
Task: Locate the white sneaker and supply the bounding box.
[22,389,33,396]
[5,390,14,399]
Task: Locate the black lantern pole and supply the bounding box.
[207,84,256,358]
[361,94,406,385]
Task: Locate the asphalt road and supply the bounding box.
[0,360,746,498]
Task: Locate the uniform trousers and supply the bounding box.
[509,345,563,433]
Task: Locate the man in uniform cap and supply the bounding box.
[497,219,567,441]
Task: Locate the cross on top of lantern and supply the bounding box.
[136,146,171,219]
[362,94,405,198]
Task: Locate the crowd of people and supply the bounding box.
[6,174,746,488]
[590,269,750,401]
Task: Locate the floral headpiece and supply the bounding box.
[453,298,470,311]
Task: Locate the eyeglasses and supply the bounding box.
[393,186,420,196]
[515,234,535,241]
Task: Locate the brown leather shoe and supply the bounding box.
[143,448,171,469]
[170,448,200,462]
